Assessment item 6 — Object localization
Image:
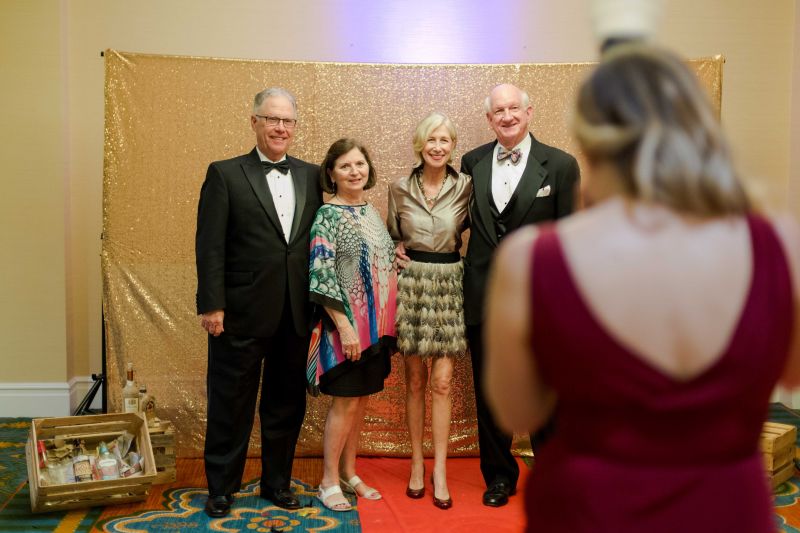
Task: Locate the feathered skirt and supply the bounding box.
[395,250,467,358]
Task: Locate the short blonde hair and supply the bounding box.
[573,44,749,217]
[412,112,457,168]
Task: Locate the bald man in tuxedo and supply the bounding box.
[461,83,580,507]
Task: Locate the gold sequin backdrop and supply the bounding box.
[102,50,723,457]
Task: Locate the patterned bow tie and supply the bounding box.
[497,147,522,164]
[262,160,290,175]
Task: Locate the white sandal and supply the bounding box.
[340,475,382,500]
[317,484,352,512]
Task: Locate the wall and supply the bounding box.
[0,1,69,415]
[0,0,797,415]
[661,0,795,211]
[776,0,800,408]
[792,1,800,219]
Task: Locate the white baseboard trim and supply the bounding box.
[772,386,800,409]
[0,382,71,417]
[68,376,104,413]
[0,377,104,418]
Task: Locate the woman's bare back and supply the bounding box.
[555,197,754,382]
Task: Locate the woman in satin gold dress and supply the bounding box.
[387,112,472,510]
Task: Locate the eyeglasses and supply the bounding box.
[255,115,297,128]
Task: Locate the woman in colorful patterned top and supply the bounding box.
[387,112,471,510]
[309,138,397,512]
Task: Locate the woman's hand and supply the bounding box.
[395,242,410,270]
[324,307,362,360]
[338,323,362,361]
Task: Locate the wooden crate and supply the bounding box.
[760,422,796,454]
[761,422,797,490]
[26,413,157,513]
[148,420,176,485]
[770,460,795,489]
[764,443,795,472]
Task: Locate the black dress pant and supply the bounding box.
[204,302,309,497]
[467,324,555,490]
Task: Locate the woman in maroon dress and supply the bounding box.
[484,44,800,533]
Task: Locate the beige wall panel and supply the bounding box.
[660,0,794,210]
[0,1,67,382]
[791,2,800,220]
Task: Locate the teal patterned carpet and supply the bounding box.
[0,418,359,532]
[0,418,104,531]
[3,405,800,532]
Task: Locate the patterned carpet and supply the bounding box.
[0,418,358,532]
[775,479,800,532]
[0,418,105,531]
[3,405,800,532]
[95,479,359,533]
[0,420,27,508]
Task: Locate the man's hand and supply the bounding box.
[395,242,410,270]
[201,309,225,337]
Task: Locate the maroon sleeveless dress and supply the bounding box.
[525,215,794,533]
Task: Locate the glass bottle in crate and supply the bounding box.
[72,441,92,482]
[122,362,140,413]
[97,442,120,480]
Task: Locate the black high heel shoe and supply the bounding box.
[406,466,425,499]
[431,474,452,510]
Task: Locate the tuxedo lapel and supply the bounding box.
[472,151,499,247]
[288,157,308,243]
[241,150,285,241]
[505,135,547,230]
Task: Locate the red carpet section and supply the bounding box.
[356,457,529,532]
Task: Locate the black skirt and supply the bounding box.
[319,342,392,397]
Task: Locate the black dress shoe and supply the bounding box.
[205,494,233,518]
[433,493,453,510]
[262,487,301,509]
[482,482,516,507]
[406,465,425,499]
[431,474,452,510]
[406,485,425,499]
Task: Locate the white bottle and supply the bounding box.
[122,363,140,413]
[97,442,120,480]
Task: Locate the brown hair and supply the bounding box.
[319,138,378,194]
[573,44,750,216]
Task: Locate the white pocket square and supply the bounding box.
[536,185,551,197]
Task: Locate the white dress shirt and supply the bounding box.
[257,147,295,241]
[491,134,532,213]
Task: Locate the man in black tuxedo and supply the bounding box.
[195,87,322,518]
[461,83,580,507]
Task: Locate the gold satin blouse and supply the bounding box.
[387,168,472,253]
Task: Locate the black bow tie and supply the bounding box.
[262,160,290,175]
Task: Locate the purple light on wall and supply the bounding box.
[319,0,558,64]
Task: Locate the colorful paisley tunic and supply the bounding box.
[307,203,397,393]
